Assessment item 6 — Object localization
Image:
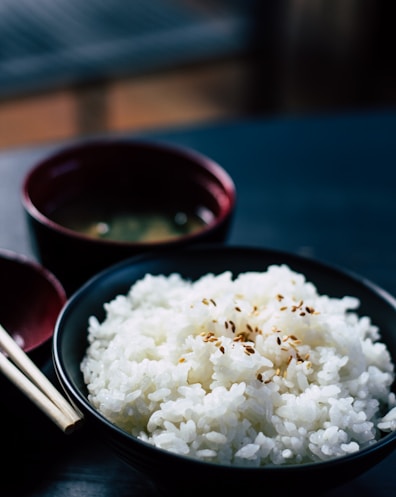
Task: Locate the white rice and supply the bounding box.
[81,264,396,466]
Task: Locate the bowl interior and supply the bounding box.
[23,140,235,244]
[0,250,66,354]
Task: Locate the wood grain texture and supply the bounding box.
[0,58,249,150]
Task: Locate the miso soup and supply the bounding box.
[51,200,210,243]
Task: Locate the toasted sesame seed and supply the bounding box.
[234,332,249,342]
[292,300,304,312]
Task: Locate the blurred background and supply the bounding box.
[0,0,394,150]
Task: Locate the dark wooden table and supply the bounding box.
[1,109,396,496]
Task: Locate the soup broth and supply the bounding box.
[51,200,209,243]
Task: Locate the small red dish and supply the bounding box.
[0,249,67,362]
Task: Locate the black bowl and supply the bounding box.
[53,246,396,496]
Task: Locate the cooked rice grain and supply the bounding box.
[81,265,396,465]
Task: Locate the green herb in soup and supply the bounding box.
[51,202,208,242]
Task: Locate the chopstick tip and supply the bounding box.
[63,415,85,435]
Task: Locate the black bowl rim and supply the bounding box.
[53,244,396,471]
[21,137,236,248]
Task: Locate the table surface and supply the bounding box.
[1,109,396,496]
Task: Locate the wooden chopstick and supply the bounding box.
[0,324,84,434]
